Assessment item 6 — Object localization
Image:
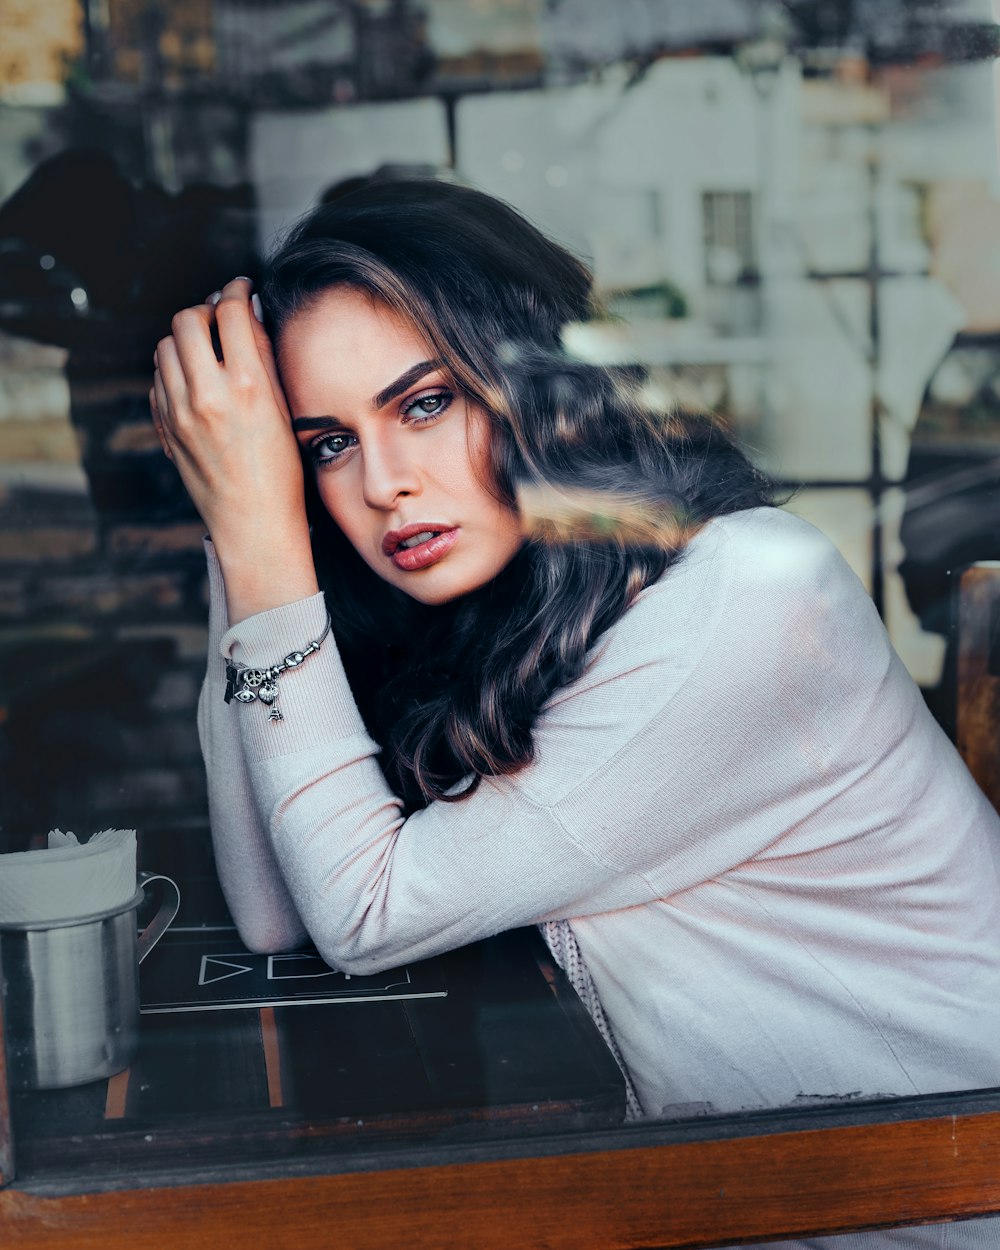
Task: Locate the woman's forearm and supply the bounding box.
[199,540,310,952]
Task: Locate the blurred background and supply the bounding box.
[1,0,999,850]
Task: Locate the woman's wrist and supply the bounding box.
[213,530,320,624]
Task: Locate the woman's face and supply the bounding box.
[281,287,524,605]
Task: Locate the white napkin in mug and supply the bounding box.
[0,829,137,926]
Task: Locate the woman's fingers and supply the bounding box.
[154,279,285,441]
[149,281,308,579]
[212,277,291,421]
[151,373,174,461]
[213,277,260,374]
[202,277,293,418]
[167,302,221,397]
[150,280,299,529]
[149,384,162,443]
[249,305,291,420]
[154,332,191,419]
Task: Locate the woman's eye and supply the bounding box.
[310,432,356,465]
[402,390,453,421]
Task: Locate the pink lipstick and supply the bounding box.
[383,524,459,572]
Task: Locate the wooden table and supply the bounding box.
[3,924,626,1180]
[7,1074,1000,1248]
[5,840,1000,1248]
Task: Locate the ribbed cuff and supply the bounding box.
[218,590,329,665]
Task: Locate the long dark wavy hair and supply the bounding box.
[261,178,774,810]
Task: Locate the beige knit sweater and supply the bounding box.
[199,507,1000,1249]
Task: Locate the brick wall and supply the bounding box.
[0,145,259,851]
[0,328,212,848]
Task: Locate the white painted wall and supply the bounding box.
[250,98,450,251]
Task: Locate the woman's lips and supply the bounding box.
[388,528,459,572]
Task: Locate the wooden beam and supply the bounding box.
[956,561,1000,809]
[5,1105,1000,1249]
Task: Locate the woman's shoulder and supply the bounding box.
[658,505,858,592]
[713,504,852,563]
[638,505,871,627]
[551,506,873,706]
[545,509,776,701]
[530,506,889,806]
[608,505,881,681]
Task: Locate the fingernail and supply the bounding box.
[234,275,253,284]
[207,291,221,305]
[251,293,264,323]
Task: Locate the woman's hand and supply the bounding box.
[150,277,319,621]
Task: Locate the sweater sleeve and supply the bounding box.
[197,539,309,952]
[202,509,909,975]
[201,543,725,969]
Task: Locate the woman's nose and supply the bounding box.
[361,437,420,509]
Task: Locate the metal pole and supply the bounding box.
[866,134,885,619]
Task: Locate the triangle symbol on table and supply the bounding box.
[199,956,254,986]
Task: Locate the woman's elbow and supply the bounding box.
[235,916,310,956]
[311,930,403,977]
[236,920,376,972]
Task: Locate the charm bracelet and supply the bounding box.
[224,614,332,722]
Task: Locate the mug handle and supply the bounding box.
[136,871,181,965]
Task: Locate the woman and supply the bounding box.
[151,179,1000,1235]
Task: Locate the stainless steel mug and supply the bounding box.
[0,871,180,1090]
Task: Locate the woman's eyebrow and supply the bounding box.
[372,359,442,409]
[290,359,445,432]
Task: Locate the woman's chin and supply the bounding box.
[391,573,482,606]
[383,556,516,606]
